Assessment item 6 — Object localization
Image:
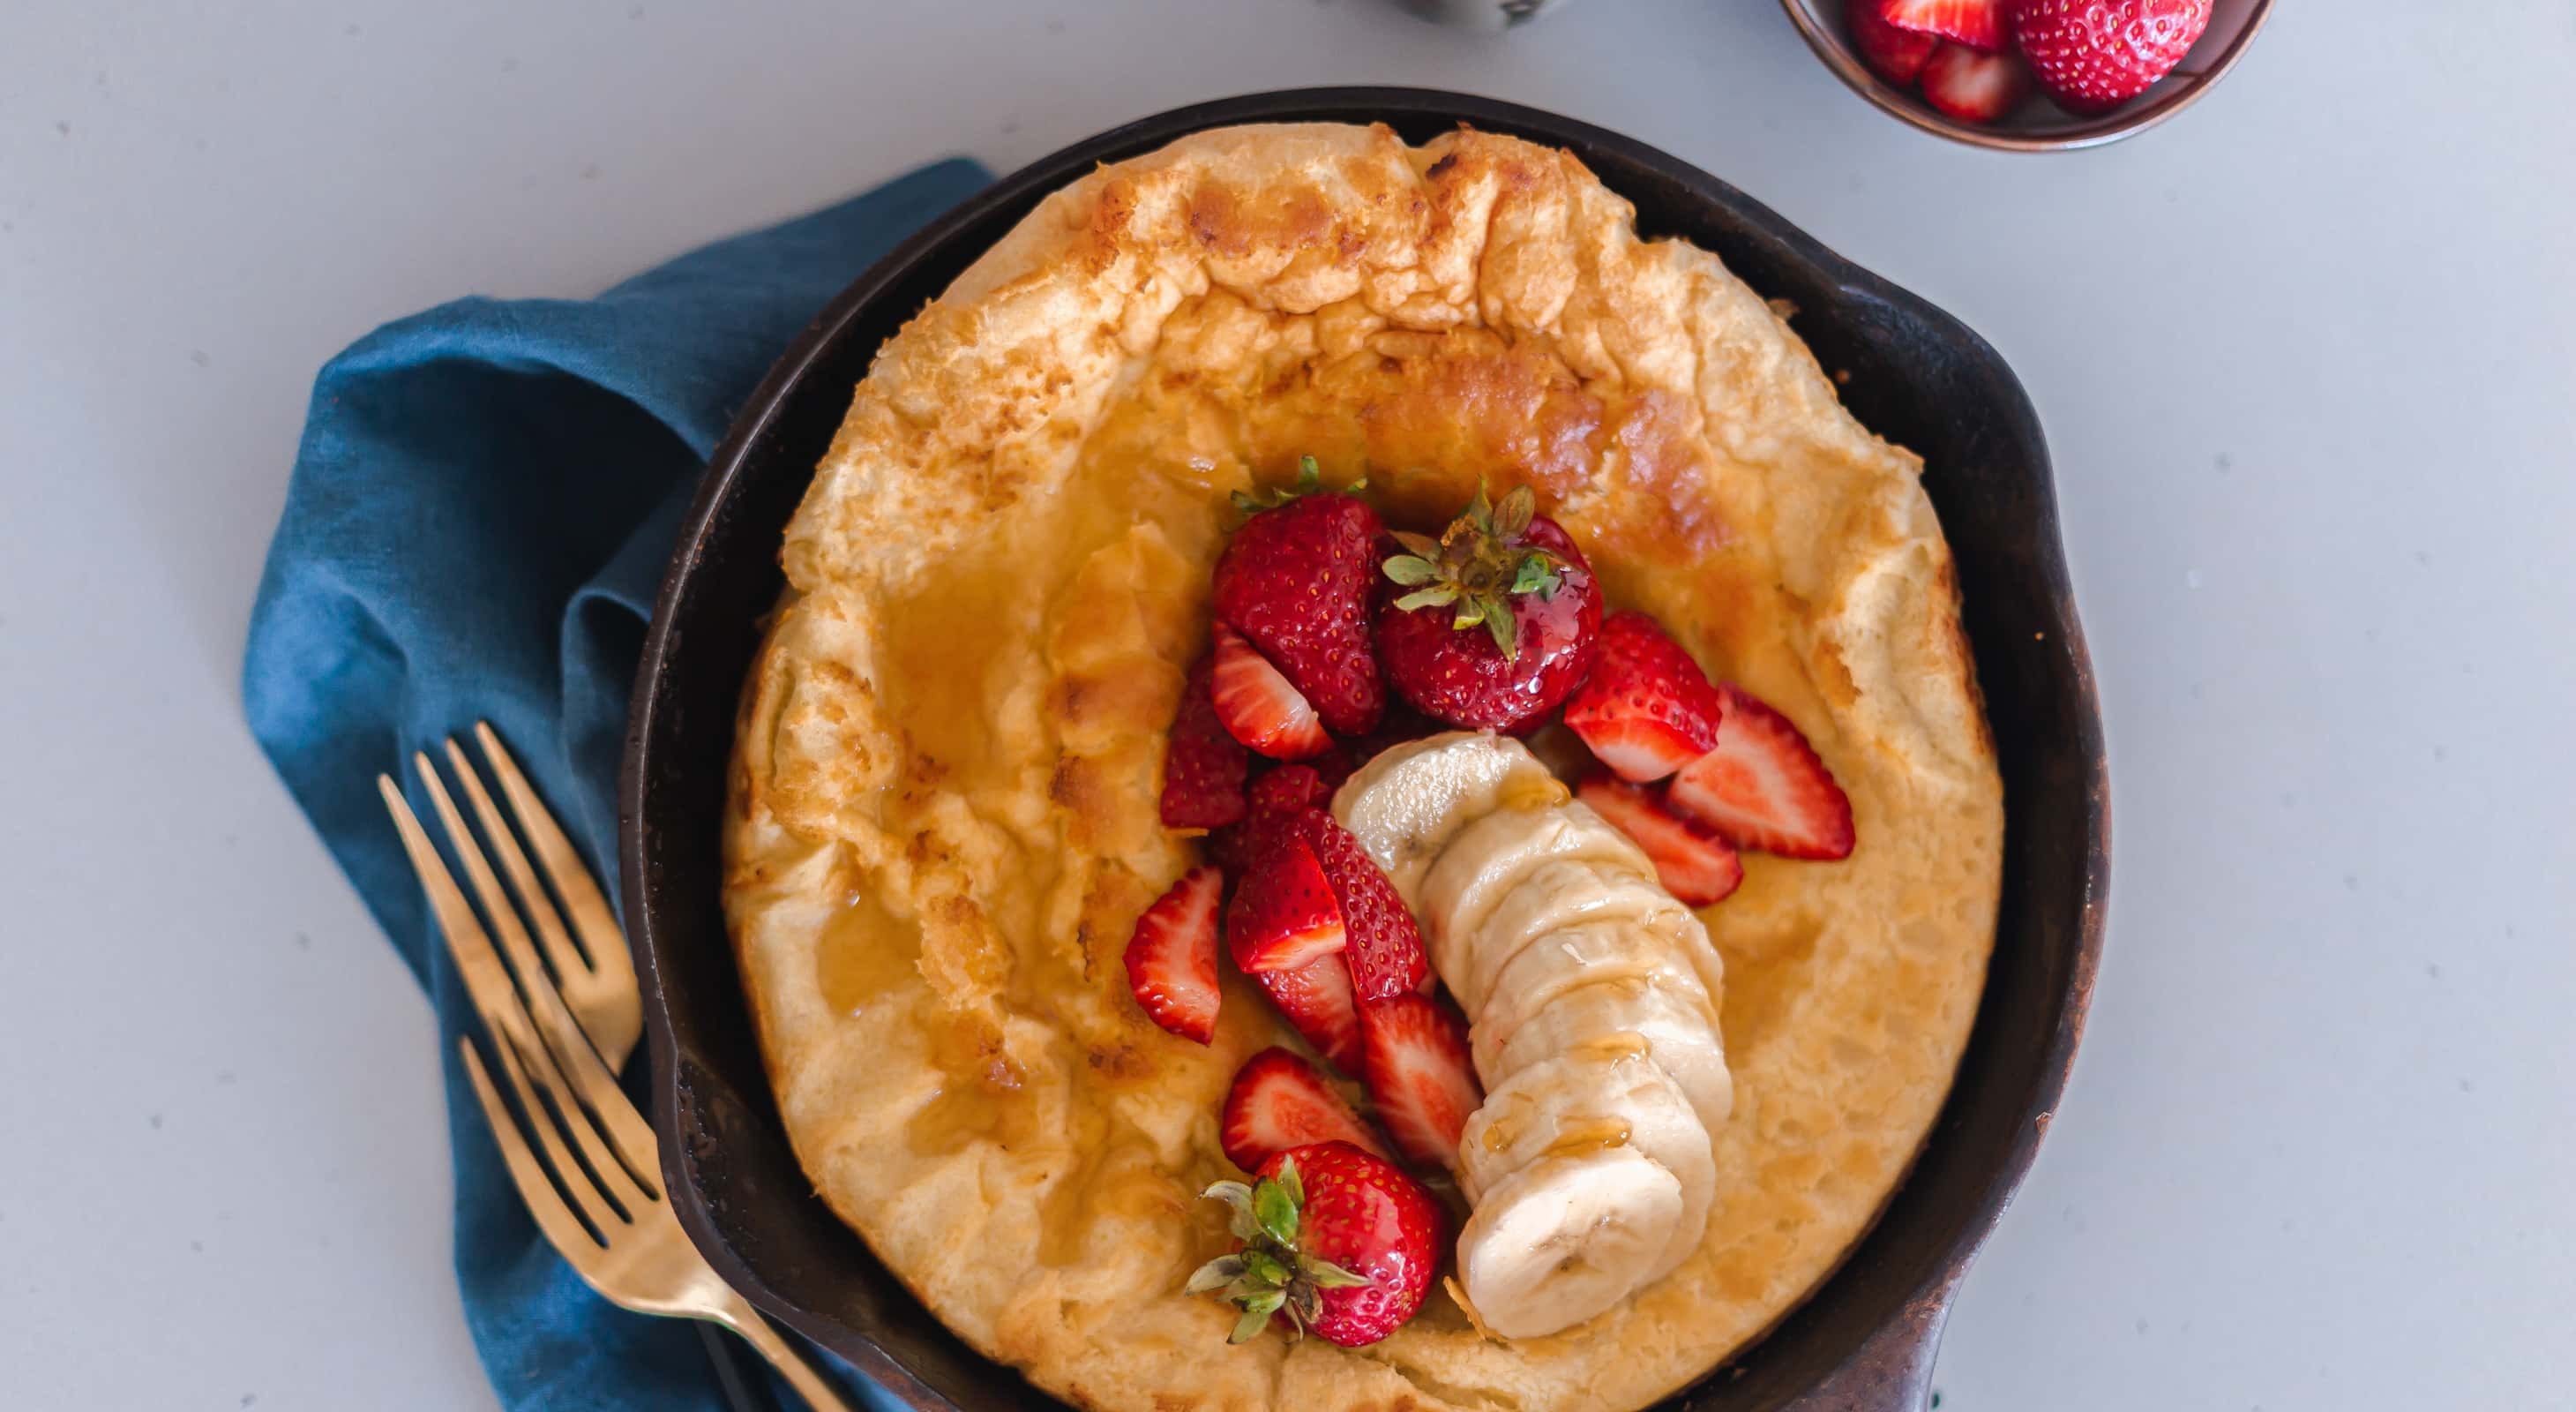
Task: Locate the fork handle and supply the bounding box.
[712,1291,857,1412]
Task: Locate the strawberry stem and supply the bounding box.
[1187,1155,1376,1345]
[1379,482,1564,662]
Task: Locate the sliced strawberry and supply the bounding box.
[1211,458,1388,736]
[1563,611,1727,783]
[1918,41,2035,123]
[1575,772,1745,907]
[1219,1048,1389,1171]
[1878,0,2003,50]
[1210,762,1334,881]
[1123,865,1224,1042]
[1252,952,1366,1072]
[1225,831,1346,973]
[1248,764,1332,831]
[1359,992,1482,1168]
[1848,0,1940,83]
[1211,623,1331,761]
[1667,686,1856,860]
[1160,657,1251,829]
[1293,809,1430,1003]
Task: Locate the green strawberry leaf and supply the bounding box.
[1186,1255,1247,1295]
[1382,554,1441,587]
[1300,1256,1374,1289]
[1253,1177,1299,1247]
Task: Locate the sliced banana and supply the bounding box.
[1332,729,1739,1339]
[1456,1051,1714,1284]
[1330,732,1559,905]
[1463,856,1674,1014]
[1479,920,1714,1047]
[1474,977,1736,1137]
[1416,803,1652,994]
[1456,1147,1685,1340]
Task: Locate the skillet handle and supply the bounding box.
[1781,1290,1951,1412]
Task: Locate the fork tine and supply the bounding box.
[461,1038,604,1263]
[474,721,632,988]
[483,1022,629,1236]
[384,772,662,1198]
[413,753,561,1010]
[442,738,591,1005]
[485,974,656,1215]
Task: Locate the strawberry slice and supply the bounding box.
[1207,763,1331,879]
[1219,1048,1389,1171]
[1918,41,2034,123]
[1575,772,1745,907]
[1562,611,1727,783]
[1878,0,2003,50]
[1293,809,1430,1003]
[1122,864,1224,1042]
[1225,831,1347,973]
[1211,623,1331,761]
[1160,657,1250,829]
[1667,686,1856,860]
[1252,952,1366,1072]
[1848,0,1940,83]
[1211,457,1388,737]
[1359,991,1482,1168]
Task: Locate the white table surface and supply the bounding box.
[4,1,2572,1407]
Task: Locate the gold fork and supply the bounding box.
[379,728,850,1411]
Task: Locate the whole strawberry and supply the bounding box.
[1375,485,1602,733]
[1188,1141,1442,1348]
[1212,457,1387,737]
[2011,0,2211,114]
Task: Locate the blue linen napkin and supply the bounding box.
[242,157,994,1411]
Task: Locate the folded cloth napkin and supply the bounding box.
[243,157,994,1411]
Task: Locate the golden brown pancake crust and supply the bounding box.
[723,122,2003,1412]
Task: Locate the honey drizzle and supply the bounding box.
[814,892,920,1017]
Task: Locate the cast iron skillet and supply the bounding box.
[622,87,2108,1412]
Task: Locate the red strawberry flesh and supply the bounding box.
[1252,952,1367,1073]
[1220,1048,1389,1171]
[1563,611,1727,783]
[1377,499,1603,734]
[1225,831,1347,973]
[1193,1142,1441,1348]
[1359,991,1482,1168]
[1292,808,1431,1003]
[1879,0,2004,50]
[1123,865,1224,1042]
[1160,657,1250,828]
[1211,466,1387,737]
[1666,685,1856,860]
[1849,0,1940,82]
[1575,772,1745,907]
[2011,0,2212,114]
[1210,623,1331,761]
[1919,41,2036,122]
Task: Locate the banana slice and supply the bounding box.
[1479,920,1714,1048]
[1335,727,1739,1338]
[1463,856,1674,1014]
[1476,978,1735,1133]
[1456,1146,1685,1340]
[1456,1050,1715,1284]
[1416,804,1653,994]
[1330,732,1559,905]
